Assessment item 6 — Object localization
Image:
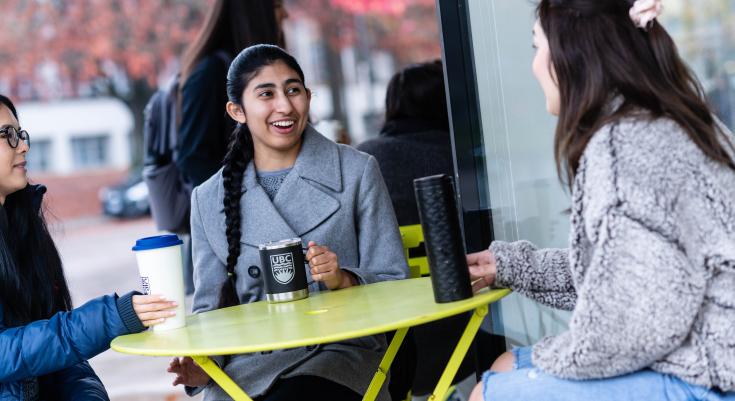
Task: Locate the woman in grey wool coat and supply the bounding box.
[167,44,408,401]
[467,1,735,400]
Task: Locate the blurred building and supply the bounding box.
[17,98,133,220]
[18,98,133,175]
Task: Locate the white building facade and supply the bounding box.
[17,97,133,175]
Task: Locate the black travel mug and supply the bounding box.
[414,174,473,303]
[259,238,309,303]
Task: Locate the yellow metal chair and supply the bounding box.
[398,224,459,401]
[399,224,430,278]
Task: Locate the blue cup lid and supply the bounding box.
[132,234,183,251]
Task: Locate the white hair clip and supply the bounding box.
[629,0,663,30]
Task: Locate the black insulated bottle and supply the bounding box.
[413,174,473,303]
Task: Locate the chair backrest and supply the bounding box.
[399,224,430,278]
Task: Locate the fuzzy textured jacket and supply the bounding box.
[491,115,735,391]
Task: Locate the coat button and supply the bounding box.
[260,350,272,355]
[248,266,261,278]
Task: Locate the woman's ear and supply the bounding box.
[226,101,246,124]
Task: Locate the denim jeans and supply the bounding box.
[481,346,735,401]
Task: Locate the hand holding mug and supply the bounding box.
[132,294,178,327]
[306,241,355,290]
[466,250,497,292]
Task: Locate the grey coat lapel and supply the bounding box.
[218,126,342,247]
[273,127,341,237]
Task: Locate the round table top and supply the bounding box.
[111,277,510,357]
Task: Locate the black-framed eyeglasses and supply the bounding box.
[0,126,30,149]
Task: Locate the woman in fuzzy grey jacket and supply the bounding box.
[467,1,735,400]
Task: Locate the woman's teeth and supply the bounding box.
[271,120,294,128]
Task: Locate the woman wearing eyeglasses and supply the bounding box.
[0,94,179,401]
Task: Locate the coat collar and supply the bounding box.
[215,126,342,247]
[240,125,342,193]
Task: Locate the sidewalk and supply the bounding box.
[51,216,202,401]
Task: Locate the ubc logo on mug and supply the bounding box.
[259,238,309,303]
[270,253,295,284]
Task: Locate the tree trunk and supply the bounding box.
[321,23,348,132]
[126,79,155,171]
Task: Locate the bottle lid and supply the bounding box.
[132,234,183,251]
[414,174,452,190]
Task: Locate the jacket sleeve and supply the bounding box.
[491,241,576,310]
[187,187,224,393]
[0,293,142,383]
[190,186,229,315]
[176,56,230,187]
[38,361,109,401]
[532,204,704,379]
[343,156,409,284]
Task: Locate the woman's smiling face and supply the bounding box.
[0,104,28,204]
[232,60,311,159]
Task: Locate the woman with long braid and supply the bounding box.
[168,44,408,401]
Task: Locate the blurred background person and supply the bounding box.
[357,60,452,226]
[174,0,287,295]
[357,60,505,400]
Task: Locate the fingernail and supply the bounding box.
[171,302,178,306]
[168,311,176,316]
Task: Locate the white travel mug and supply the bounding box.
[132,234,186,331]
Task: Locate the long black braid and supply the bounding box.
[218,44,305,309]
[219,123,253,308]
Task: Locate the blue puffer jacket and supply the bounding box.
[0,185,146,400]
[0,293,145,401]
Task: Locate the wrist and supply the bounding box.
[484,272,495,288]
[339,269,357,289]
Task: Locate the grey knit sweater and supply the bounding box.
[491,114,735,391]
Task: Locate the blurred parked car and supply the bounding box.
[99,172,150,218]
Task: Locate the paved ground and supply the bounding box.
[51,216,201,401]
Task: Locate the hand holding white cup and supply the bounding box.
[132,294,178,327]
[132,235,187,331]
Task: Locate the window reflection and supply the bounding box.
[662,0,735,130]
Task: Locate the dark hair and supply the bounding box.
[180,0,283,86]
[0,95,71,326]
[383,60,449,130]
[219,45,305,308]
[537,0,735,187]
[0,95,18,121]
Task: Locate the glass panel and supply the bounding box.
[466,0,571,346]
[661,1,735,131]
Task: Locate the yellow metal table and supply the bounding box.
[111,277,510,401]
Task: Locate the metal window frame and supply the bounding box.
[436,0,493,253]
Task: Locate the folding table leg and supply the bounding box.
[192,355,254,401]
[363,327,409,401]
[429,304,489,401]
